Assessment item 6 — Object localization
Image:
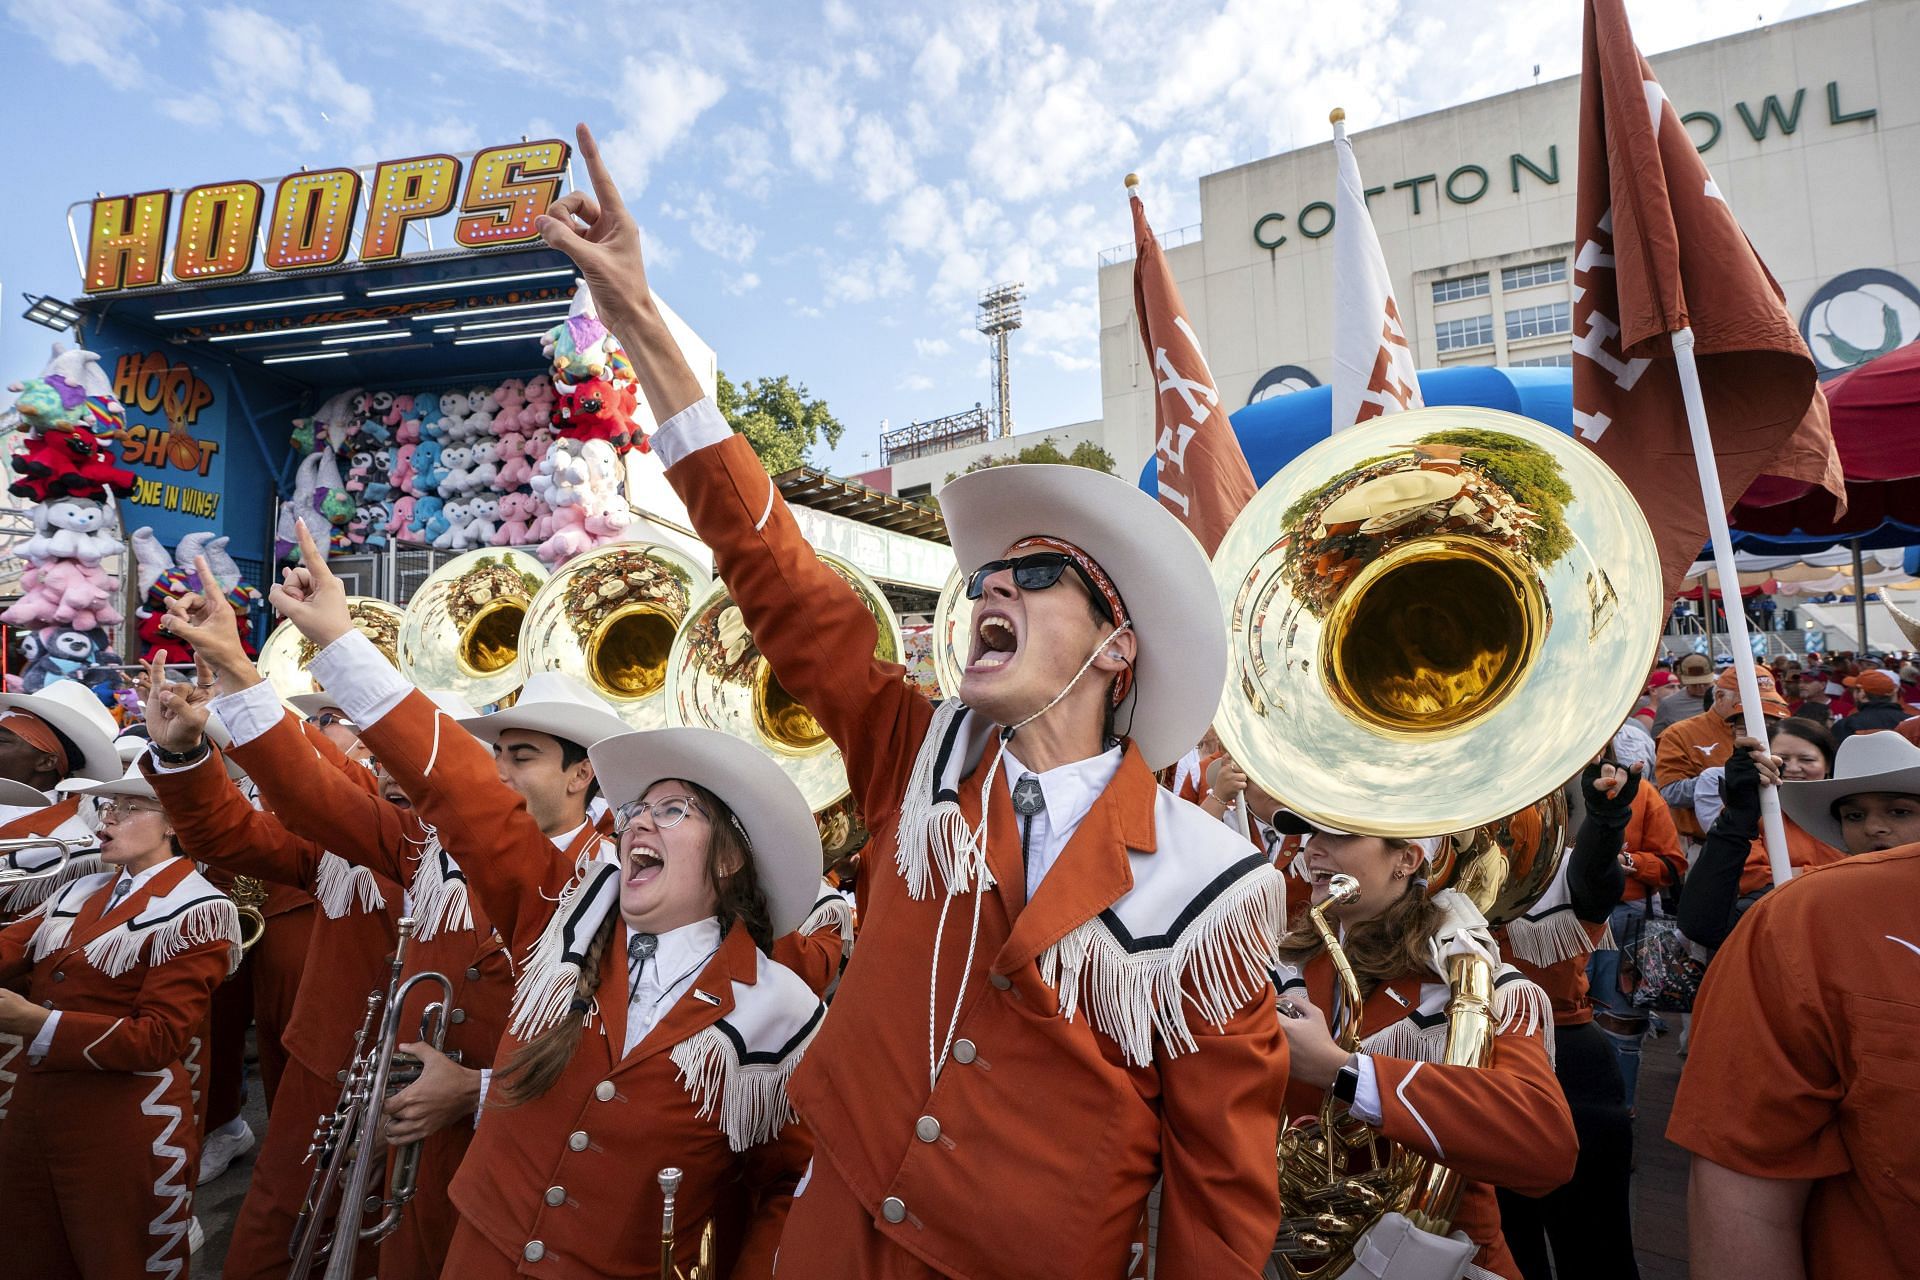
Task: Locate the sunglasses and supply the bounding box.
[311,712,355,729]
[613,795,709,835]
[964,553,1113,622]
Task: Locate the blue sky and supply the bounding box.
[0,0,1850,476]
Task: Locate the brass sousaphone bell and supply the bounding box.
[519,542,711,729]
[398,550,549,709]
[666,550,903,863]
[260,598,406,713]
[1210,407,1663,1275]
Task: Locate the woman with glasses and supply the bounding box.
[0,761,239,1277]
[262,532,828,1279]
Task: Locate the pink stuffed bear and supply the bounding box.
[389,494,416,537]
[493,379,527,433]
[4,560,124,631]
[527,492,557,544]
[384,393,415,428]
[524,374,557,430]
[493,432,533,489]
[493,491,537,545]
[392,442,417,492]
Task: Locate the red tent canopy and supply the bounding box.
[1734,342,1920,533]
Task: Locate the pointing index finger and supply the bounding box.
[573,122,625,215]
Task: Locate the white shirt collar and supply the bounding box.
[112,857,176,896]
[632,915,724,981]
[622,915,725,1055]
[1001,741,1124,835]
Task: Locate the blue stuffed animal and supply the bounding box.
[412,496,449,543]
[415,397,445,441]
[412,440,446,496]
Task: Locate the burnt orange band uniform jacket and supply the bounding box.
[1654,709,1736,838]
[1277,944,1576,1279]
[0,857,238,1278]
[311,654,817,1280]
[209,683,517,1280]
[0,794,100,1129]
[662,422,1290,1280]
[1669,844,1920,1276]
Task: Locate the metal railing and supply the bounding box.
[1097,222,1202,268]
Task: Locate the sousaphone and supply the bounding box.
[519,541,711,729]
[930,567,973,698]
[398,549,548,708]
[665,551,903,863]
[260,598,405,712]
[1211,406,1663,1275]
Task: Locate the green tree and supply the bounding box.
[953,436,1118,479]
[715,369,846,473]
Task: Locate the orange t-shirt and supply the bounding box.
[1667,844,1920,1273]
[1655,710,1737,837]
[1619,784,1687,902]
[1738,818,1846,895]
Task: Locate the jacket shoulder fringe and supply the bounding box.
[83,895,243,978]
[1360,967,1558,1068]
[1038,862,1287,1067]
[507,860,619,1042]
[0,851,103,914]
[315,850,387,919]
[797,892,854,946]
[407,825,472,942]
[669,992,824,1152]
[1502,907,1603,967]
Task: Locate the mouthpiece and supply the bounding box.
[1325,873,1361,907]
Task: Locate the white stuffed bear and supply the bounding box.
[437,389,471,438]
[22,497,121,564]
[432,500,471,550]
[464,439,499,493]
[462,494,499,548]
[530,437,586,510]
[436,444,474,500]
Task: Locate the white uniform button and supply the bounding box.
[988,972,1011,990]
[568,1130,589,1151]
[881,1196,907,1223]
[594,1080,616,1101]
[523,1241,545,1262]
[915,1115,941,1143]
[544,1186,566,1206]
[952,1039,976,1064]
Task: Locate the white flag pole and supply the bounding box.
[1670,326,1793,885]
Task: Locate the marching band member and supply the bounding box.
[141,671,400,1280]
[1669,731,1920,1276]
[771,879,855,998]
[266,533,824,1278]
[0,758,240,1277]
[1269,817,1577,1279]
[140,638,528,1280]
[1494,762,1645,1279]
[0,681,122,1131]
[538,124,1289,1276]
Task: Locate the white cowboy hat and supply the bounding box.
[458,671,630,749]
[286,692,349,721]
[79,759,162,801]
[0,679,123,783]
[1780,731,1920,850]
[589,727,822,937]
[938,463,1224,771]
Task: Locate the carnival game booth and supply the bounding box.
[9,141,956,846]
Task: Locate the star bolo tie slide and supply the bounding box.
[1011,775,1045,817]
[628,931,658,1002]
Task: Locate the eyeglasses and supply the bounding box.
[613,796,709,835]
[100,800,165,819]
[964,553,1113,622]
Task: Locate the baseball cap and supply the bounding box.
[1646,671,1676,689]
[1676,654,1714,686]
[1269,811,1444,860]
[1847,669,1899,696]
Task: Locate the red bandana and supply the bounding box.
[1005,535,1134,706]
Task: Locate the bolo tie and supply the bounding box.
[1012,774,1045,884]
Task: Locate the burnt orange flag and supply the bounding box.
[1573,0,1844,602]
[1131,184,1257,556]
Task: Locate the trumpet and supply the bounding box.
[656,1168,717,1280]
[289,919,455,1279]
[0,834,92,889]
[230,874,268,952]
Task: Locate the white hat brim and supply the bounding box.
[588,727,822,937]
[286,693,349,720]
[938,463,1225,770]
[460,702,632,750]
[0,684,123,782]
[1780,735,1920,850]
[0,779,52,808]
[79,760,160,801]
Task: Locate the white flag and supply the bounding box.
[1331,112,1423,431]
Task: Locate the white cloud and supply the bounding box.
[897,372,935,392]
[599,55,727,195]
[914,337,953,358]
[912,31,966,99]
[725,271,762,295]
[850,115,915,203]
[782,65,855,175]
[715,124,778,198]
[157,8,375,151]
[968,46,1138,201]
[823,248,914,304]
[6,0,179,82]
[660,191,758,264]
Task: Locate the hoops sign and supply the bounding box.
[77,140,572,294]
